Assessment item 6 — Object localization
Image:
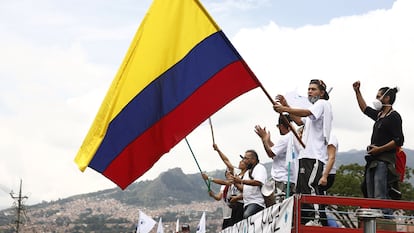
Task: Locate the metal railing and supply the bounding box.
[293,195,414,233]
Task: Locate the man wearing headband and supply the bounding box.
[273,79,333,226]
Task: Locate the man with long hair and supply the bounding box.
[352,81,404,216]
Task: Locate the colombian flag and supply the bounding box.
[74,0,260,189]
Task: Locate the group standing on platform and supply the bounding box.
[202,79,404,229]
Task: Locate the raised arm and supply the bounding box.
[254,125,275,159]
[213,144,235,173]
[352,81,367,113]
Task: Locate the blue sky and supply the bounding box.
[209,0,395,29]
[2,0,413,209]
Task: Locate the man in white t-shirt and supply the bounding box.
[254,115,299,201]
[274,79,333,226]
[233,150,267,219]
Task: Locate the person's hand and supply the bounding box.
[231,175,241,184]
[201,173,208,180]
[353,81,361,92]
[367,145,380,155]
[225,177,233,185]
[208,190,214,197]
[318,176,328,186]
[276,94,288,106]
[273,103,286,113]
[254,125,267,139]
[229,195,238,203]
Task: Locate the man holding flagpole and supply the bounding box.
[274,79,333,226]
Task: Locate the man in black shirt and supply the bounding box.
[352,81,404,216]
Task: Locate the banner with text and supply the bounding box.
[220,197,294,233]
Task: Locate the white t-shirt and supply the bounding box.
[231,168,244,204]
[242,163,267,208]
[220,185,232,219]
[270,132,299,184]
[300,99,333,162]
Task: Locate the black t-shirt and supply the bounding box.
[364,107,404,152]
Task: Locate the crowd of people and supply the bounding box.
[202,79,404,229]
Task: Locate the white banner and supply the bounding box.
[137,210,156,233]
[196,212,206,233]
[220,197,294,233]
[157,217,164,233]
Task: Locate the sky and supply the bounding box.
[1,0,413,209]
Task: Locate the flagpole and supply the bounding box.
[184,137,211,191]
[208,118,215,144]
[286,162,291,199]
[258,83,306,148]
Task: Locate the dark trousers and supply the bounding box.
[222,218,232,229]
[318,174,336,226]
[230,202,244,225]
[296,158,324,224]
[243,203,264,219]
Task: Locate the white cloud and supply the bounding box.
[230,0,414,152]
[209,0,271,12]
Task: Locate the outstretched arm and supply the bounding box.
[232,174,263,187]
[274,105,312,118]
[213,144,235,173]
[201,173,231,186]
[208,190,222,201]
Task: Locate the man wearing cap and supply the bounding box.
[273,79,333,226]
[233,150,267,219]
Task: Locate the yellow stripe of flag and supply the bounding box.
[75,0,220,171]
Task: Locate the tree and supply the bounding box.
[329,164,414,201]
[329,163,365,197]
